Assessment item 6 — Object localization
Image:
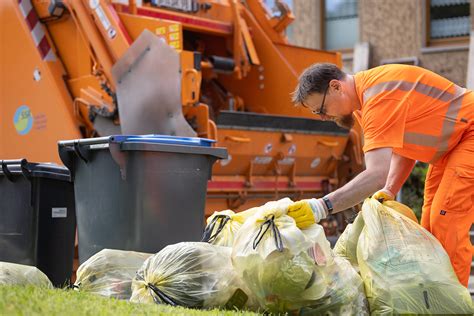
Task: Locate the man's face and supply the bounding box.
[301,80,355,129]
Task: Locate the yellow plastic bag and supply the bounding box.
[334,201,417,267]
[130,242,255,310]
[0,261,52,288]
[358,198,474,315]
[74,249,151,299]
[202,207,258,247]
[333,213,365,267]
[299,257,368,315]
[232,198,368,314]
[383,200,418,223]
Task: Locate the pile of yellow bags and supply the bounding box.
[109,197,472,315]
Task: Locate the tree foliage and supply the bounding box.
[401,162,428,221]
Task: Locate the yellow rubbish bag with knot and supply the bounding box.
[232,198,368,315]
[202,207,258,247]
[334,200,418,268]
[130,242,256,311]
[74,249,151,299]
[358,198,473,315]
[0,261,52,288]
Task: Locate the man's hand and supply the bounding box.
[372,189,395,202]
[287,198,328,229]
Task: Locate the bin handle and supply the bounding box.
[58,144,75,180]
[1,160,15,182]
[1,159,30,182]
[73,141,90,164]
[109,141,127,180]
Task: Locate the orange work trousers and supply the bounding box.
[421,128,474,287]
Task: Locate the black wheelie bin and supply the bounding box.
[0,159,76,287]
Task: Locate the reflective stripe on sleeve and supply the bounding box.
[403,132,438,147]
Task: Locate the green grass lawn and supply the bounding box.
[0,285,260,316]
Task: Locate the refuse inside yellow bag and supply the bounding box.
[130,242,256,310]
[0,261,52,288]
[299,256,368,316]
[357,198,474,315]
[334,200,416,267]
[74,249,151,300]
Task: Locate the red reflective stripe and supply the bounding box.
[18,0,54,61]
[297,181,323,187]
[128,6,232,33]
[37,36,50,58]
[254,182,292,189]
[208,181,245,190]
[25,7,38,30]
[207,181,322,190]
[108,3,133,45]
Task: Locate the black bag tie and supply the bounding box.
[135,273,178,306]
[252,215,283,252]
[201,214,231,243]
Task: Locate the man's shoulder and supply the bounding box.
[355,64,450,96]
[362,64,421,76]
[360,64,447,83]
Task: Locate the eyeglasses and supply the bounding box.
[313,85,329,115]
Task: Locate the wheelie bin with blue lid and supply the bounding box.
[58,135,227,263]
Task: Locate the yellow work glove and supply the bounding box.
[372,189,395,202]
[287,198,328,229]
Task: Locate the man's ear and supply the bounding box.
[329,79,342,93]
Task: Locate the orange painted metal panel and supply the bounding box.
[1,0,80,163]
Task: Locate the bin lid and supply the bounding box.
[110,135,215,147]
[0,160,71,182]
[58,135,228,166]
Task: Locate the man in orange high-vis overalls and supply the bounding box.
[287,63,474,287]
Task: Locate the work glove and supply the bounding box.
[287,198,328,229]
[372,189,395,202]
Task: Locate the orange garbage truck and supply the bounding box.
[0,0,364,220]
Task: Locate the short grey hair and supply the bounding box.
[291,63,346,105]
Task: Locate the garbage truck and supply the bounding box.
[0,0,364,217]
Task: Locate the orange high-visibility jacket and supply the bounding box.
[353,64,474,163]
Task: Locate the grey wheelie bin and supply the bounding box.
[0,159,76,287]
[58,135,227,263]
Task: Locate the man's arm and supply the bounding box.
[382,153,416,196]
[326,147,392,213]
